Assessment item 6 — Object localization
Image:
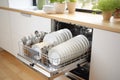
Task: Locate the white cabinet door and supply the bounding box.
[10,11,51,56]
[10,12,32,36]
[10,11,32,56]
[31,15,51,33]
[0,10,12,53]
[90,29,120,80]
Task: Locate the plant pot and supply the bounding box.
[36,0,45,10]
[67,2,76,14]
[114,9,120,18]
[54,3,66,14]
[102,11,112,21]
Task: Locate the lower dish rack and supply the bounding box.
[18,41,89,79]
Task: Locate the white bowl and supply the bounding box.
[43,5,55,14]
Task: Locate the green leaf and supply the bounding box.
[50,0,56,3]
[69,0,77,2]
[97,0,118,11]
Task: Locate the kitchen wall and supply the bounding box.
[0,0,33,9]
[8,0,33,9]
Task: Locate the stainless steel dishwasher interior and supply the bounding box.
[52,20,93,80]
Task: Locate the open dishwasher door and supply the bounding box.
[17,20,93,80]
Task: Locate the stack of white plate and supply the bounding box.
[43,29,72,46]
[43,5,56,14]
[48,35,89,66]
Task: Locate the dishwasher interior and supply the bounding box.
[53,20,92,80]
[18,20,93,80]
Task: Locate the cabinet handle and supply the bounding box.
[20,12,31,17]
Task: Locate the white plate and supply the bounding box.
[62,31,68,41]
[51,33,60,45]
[48,49,61,65]
[63,31,69,41]
[63,40,79,60]
[71,39,81,52]
[64,29,72,40]
[49,43,68,65]
[54,41,73,63]
[43,33,58,45]
[81,35,89,48]
[56,32,64,43]
[73,38,84,54]
[74,36,86,53]
[80,36,89,52]
[65,29,72,39]
[54,44,66,57]
[62,29,71,41]
[78,35,89,52]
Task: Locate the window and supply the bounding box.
[75,0,101,13]
[34,0,100,13]
[76,0,98,10]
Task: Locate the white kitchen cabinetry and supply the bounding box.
[90,29,120,80]
[31,15,51,32]
[0,10,12,53]
[10,11,51,56]
[10,11,31,56]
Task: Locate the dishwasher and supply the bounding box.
[17,20,93,80]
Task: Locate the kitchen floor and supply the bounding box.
[0,48,3,52]
[0,50,48,80]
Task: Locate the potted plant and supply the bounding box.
[113,1,120,18]
[50,0,66,14]
[114,8,120,18]
[67,0,77,14]
[97,0,117,21]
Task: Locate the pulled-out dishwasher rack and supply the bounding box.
[17,41,89,80]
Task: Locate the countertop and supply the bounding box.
[0,6,120,33]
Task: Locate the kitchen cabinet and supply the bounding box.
[9,11,51,57]
[9,11,32,56]
[0,10,12,53]
[31,15,51,32]
[90,29,120,80]
[0,9,51,57]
